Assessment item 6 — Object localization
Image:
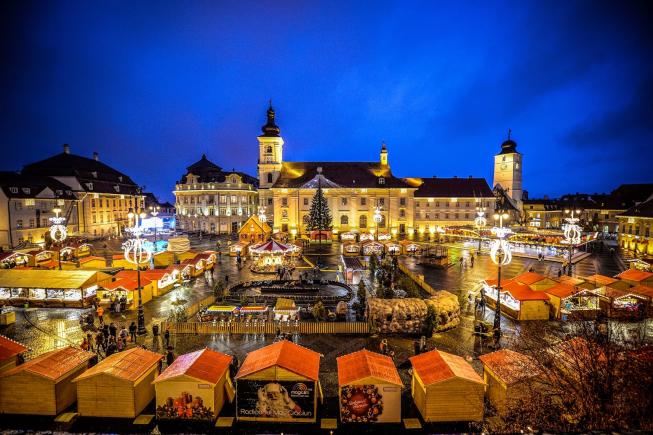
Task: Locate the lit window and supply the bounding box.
[340,215,349,225]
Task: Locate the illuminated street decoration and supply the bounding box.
[490,226,512,266]
[563,209,582,276]
[49,208,67,243]
[258,206,267,223]
[122,209,151,335]
[474,207,487,251]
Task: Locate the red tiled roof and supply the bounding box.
[116,269,168,281]
[544,283,580,299]
[502,281,549,301]
[616,269,653,282]
[478,349,539,385]
[0,335,28,361]
[484,278,514,287]
[102,277,151,291]
[337,349,402,386]
[630,285,653,299]
[514,272,548,285]
[410,349,483,386]
[558,276,586,286]
[236,341,321,381]
[154,348,231,385]
[1,346,94,380]
[74,347,161,383]
[584,274,618,285]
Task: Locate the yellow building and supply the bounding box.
[174,155,258,235]
[523,199,562,229]
[618,196,653,258]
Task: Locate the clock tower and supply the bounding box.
[493,130,523,205]
[257,101,284,223]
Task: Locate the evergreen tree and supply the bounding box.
[307,180,332,240]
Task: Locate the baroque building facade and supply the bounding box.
[256,105,496,239]
[174,154,258,234]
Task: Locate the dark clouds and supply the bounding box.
[1,0,652,200]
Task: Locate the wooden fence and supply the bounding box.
[184,294,216,319]
[160,320,370,335]
[398,263,437,296]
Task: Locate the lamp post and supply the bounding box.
[563,209,582,277]
[373,206,382,241]
[123,208,151,335]
[49,207,67,270]
[474,207,487,252]
[149,206,159,251]
[490,211,512,333]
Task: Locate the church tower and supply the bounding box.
[257,102,284,221]
[493,130,523,205]
[380,141,389,167]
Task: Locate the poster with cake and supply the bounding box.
[340,384,401,423]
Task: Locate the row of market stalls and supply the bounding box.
[0,244,93,270]
[480,268,653,321]
[342,240,424,257]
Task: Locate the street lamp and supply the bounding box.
[49,208,67,270]
[149,206,159,250]
[474,207,487,252]
[563,209,582,277]
[490,211,512,334]
[123,208,151,336]
[373,206,382,241]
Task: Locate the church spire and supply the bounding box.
[260,100,281,137]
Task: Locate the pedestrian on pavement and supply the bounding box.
[114,298,121,314]
[413,339,421,356]
[109,322,117,339]
[379,339,388,355]
[117,337,124,351]
[164,327,170,348]
[129,321,137,343]
[470,255,474,267]
[119,325,128,347]
[493,328,502,348]
[225,274,229,285]
[86,332,94,352]
[80,337,90,351]
[459,257,464,268]
[96,305,104,324]
[166,347,175,367]
[106,338,117,356]
[95,331,105,352]
[557,269,562,278]
[420,335,427,353]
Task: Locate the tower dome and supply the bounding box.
[260,100,280,137]
[499,129,517,154]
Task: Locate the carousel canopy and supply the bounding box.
[250,240,293,254]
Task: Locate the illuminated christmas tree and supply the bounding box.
[307,180,332,238]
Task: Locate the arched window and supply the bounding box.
[266,145,273,154]
[302,215,310,225]
[359,215,367,228]
[340,215,349,225]
[379,215,386,228]
[267,173,273,184]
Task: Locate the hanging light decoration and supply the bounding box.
[490,214,512,266]
[122,211,152,267]
[563,209,582,245]
[49,208,67,243]
[258,206,267,223]
[373,206,383,224]
[237,207,243,216]
[226,207,232,217]
[474,208,487,229]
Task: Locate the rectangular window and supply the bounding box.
[267,198,273,205]
[378,198,385,206]
[400,197,406,206]
[435,202,439,207]
[445,213,449,219]
[281,198,288,207]
[454,213,459,219]
[465,213,469,219]
[282,210,288,218]
[456,202,460,208]
[91,199,96,208]
[360,198,366,206]
[24,199,35,206]
[399,209,405,218]
[466,202,470,208]
[445,203,449,208]
[425,213,430,219]
[231,195,237,204]
[341,197,348,206]
[16,219,23,229]
[92,214,97,223]
[415,202,419,208]
[434,213,439,219]
[29,218,35,228]
[303,197,309,206]
[220,195,227,204]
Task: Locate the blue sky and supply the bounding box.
[2,0,652,201]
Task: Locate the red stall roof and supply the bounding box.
[74,347,162,383]
[616,269,653,282]
[410,349,484,386]
[502,281,550,301]
[0,334,28,361]
[236,340,320,381]
[479,349,539,385]
[1,346,94,381]
[154,348,231,385]
[337,349,402,386]
[514,272,548,285]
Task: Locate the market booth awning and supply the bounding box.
[153,348,235,421]
[73,347,162,418]
[0,346,94,415]
[337,349,402,423]
[235,340,322,423]
[409,349,485,423]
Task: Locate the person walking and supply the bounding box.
[109,322,117,340]
[95,331,105,353]
[96,305,104,324]
[379,339,388,355]
[106,337,117,356]
[413,339,421,355]
[166,347,175,367]
[419,336,427,354]
[86,332,94,352]
[119,325,128,348]
[470,255,474,267]
[129,322,137,343]
[80,337,90,351]
[164,327,170,348]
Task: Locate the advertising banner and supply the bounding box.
[156,387,215,421]
[237,380,315,421]
[340,384,401,423]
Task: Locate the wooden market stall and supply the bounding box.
[482,279,551,321]
[273,298,298,321]
[342,241,361,257]
[513,272,558,291]
[544,283,600,320]
[409,349,485,423]
[194,251,217,271]
[73,347,162,418]
[153,348,235,421]
[0,335,28,374]
[238,215,272,244]
[235,340,322,423]
[26,250,56,267]
[0,346,95,415]
[179,258,205,278]
[478,349,539,415]
[98,278,154,310]
[78,256,107,269]
[615,268,653,288]
[112,254,149,270]
[361,241,384,256]
[400,240,423,256]
[116,269,179,296]
[383,241,401,256]
[336,349,402,423]
[0,252,30,269]
[582,274,632,291]
[342,257,365,284]
[591,286,649,318]
[0,269,111,308]
[229,241,249,257]
[153,250,176,267]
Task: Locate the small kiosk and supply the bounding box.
[482,279,550,321]
[383,241,401,256]
[337,349,402,423]
[615,269,653,287]
[98,278,154,310]
[273,298,298,321]
[153,348,235,421]
[194,251,217,271]
[154,250,176,267]
[180,258,205,278]
[235,340,322,423]
[116,269,178,296]
[79,256,107,269]
[400,241,423,256]
[26,250,55,267]
[479,349,539,415]
[544,283,600,320]
[582,274,632,291]
[230,241,249,257]
[238,215,272,244]
[513,272,558,291]
[409,349,485,423]
[0,346,94,415]
[361,241,384,256]
[0,335,28,373]
[112,254,149,270]
[342,242,361,257]
[0,252,30,269]
[73,347,162,418]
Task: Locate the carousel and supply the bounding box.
[249,240,300,274]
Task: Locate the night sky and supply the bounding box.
[2,1,652,202]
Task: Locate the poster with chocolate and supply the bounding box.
[156,392,215,421]
[340,384,401,423]
[237,380,315,421]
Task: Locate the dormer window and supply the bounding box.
[9,187,18,194]
[118,176,123,182]
[91,171,97,178]
[86,182,94,190]
[22,188,30,194]
[378,177,385,185]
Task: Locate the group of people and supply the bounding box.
[459,255,475,268]
[276,264,295,280]
[81,321,139,357]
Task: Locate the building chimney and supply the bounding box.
[93,151,99,161]
[63,144,70,154]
